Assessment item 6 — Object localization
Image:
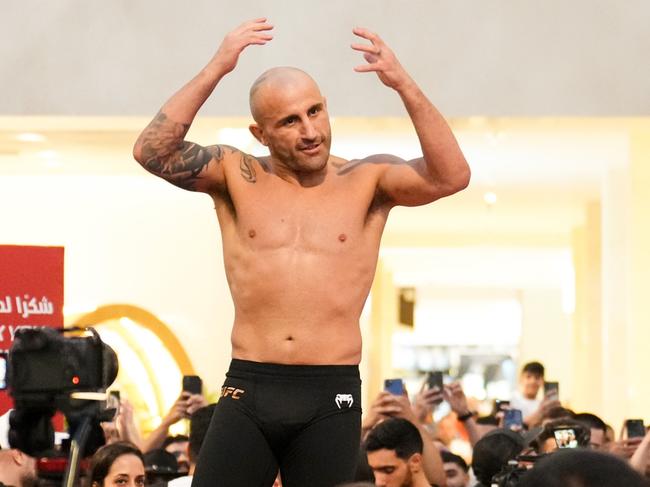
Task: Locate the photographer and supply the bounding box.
[471,428,537,487]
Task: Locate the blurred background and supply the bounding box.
[1,0,649,438]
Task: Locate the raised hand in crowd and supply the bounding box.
[361,391,407,434]
[629,427,650,475]
[524,391,562,427]
[412,382,444,424]
[115,399,142,448]
[141,391,207,452]
[100,398,142,448]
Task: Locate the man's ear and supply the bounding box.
[249,124,268,146]
[408,452,423,474]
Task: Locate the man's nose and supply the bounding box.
[301,119,317,140]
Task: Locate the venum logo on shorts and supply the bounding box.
[335,394,354,409]
[221,386,245,400]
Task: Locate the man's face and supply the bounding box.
[21,454,38,487]
[252,77,332,175]
[367,449,414,487]
[443,462,469,487]
[589,428,605,450]
[165,440,190,473]
[520,372,543,399]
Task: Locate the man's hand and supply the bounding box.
[211,18,273,75]
[524,393,561,427]
[609,437,643,459]
[413,384,444,423]
[362,391,403,431]
[351,27,412,91]
[443,382,471,417]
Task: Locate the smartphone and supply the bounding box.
[183,375,203,395]
[504,408,523,430]
[384,378,404,396]
[106,390,121,419]
[495,399,510,413]
[554,428,578,449]
[426,371,444,391]
[625,419,646,438]
[544,381,559,399]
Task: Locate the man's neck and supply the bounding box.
[268,157,330,188]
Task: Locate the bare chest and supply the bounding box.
[216,169,386,253]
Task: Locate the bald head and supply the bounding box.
[249,67,321,123]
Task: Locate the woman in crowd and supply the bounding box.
[88,441,145,487]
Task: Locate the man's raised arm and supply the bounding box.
[133,18,273,192]
[351,28,470,207]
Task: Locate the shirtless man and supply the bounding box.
[133,18,469,487]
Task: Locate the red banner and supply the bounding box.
[0,245,64,414]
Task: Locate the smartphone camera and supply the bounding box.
[384,378,404,396]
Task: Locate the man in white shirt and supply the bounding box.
[510,362,546,423]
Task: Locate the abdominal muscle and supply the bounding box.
[226,244,376,365]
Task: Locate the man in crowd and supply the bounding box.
[0,448,37,487]
[362,387,446,485]
[573,412,608,450]
[133,16,469,487]
[510,362,560,427]
[440,451,470,487]
[365,418,435,487]
[162,435,190,474]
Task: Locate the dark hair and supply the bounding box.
[521,362,545,378]
[472,429,524,486]
[89,441,144,486]
[364,418,423,460]
[544,406,575,422]
[189,404,216,461]
[519,449,650,487]
[573,413,607,433]
[161,434,189,450]
[441,450,469,473]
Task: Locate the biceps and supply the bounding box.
[378,158,440,207]
[142,142,226,193]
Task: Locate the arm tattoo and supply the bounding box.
[239,153,257,183]
[138,112,223,191]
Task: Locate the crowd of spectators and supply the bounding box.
[1,360,649,487]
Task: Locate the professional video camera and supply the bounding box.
[2,326,119,487]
